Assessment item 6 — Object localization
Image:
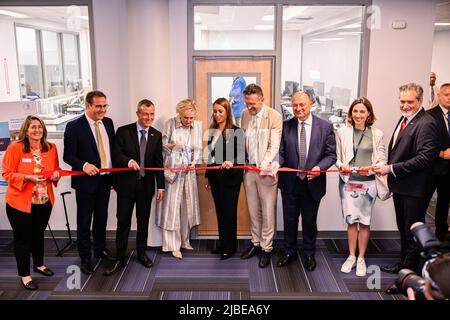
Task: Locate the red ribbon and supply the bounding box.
[42,165,374,179]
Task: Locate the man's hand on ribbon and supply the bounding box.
[128,159,140,171]
[373,165,390,176]
[221,161,233,169]
[307,166,321,180]
[83,163,100,176]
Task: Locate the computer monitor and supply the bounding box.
[329,86,351,107]
[283,81,299,97]
[313,81,325,96]
[303,85,320,106]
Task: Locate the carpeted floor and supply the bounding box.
[0,201,445,300]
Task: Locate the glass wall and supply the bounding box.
[194,5,275,50]
[281,5,364,129]
[0,5,92,132]
[15,26,44,100]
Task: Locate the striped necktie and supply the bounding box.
[297,121,307,180]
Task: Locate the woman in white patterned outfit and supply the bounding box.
[336,97,390,276]
[156,99,201,259]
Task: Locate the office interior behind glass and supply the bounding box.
[0,5,92,132]
[280,5,363,130]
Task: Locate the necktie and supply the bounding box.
[395,117,408,143]
[447,112,450,140]
[431,86,435,102]
[95,121,107,169]
[297,121,307,180]
[248,116,258,165]
[139,129,147,177]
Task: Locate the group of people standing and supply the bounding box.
[2,81,449,293]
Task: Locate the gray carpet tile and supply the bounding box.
[250,292,353,300]
[246,255,278,292]
[0,234,415,300]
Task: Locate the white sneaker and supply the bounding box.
[340,255,356,273]
[356,257,367,277]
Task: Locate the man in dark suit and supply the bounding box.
[104,99,164,275]
[426,83,450,241]
[277,91,336,271]
[374,83,438,286]
[64,90,115,275]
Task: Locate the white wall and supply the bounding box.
[200,30,274,50]
[432,29,450,87]
[365,0,436,230]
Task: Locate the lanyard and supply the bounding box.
[352,127,367,162]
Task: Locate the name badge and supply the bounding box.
[22,158,32,163]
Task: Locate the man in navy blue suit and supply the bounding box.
[277,91,336,271]
[64,90,115,274]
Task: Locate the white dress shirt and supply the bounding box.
[297,113,313,160]
[84,113,112,173]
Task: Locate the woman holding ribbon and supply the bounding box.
[156,99,202,259]
[335,97,389,277]
[205,98,245,260]
[2,115,60,290]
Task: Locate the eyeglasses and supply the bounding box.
[93,104,109,110]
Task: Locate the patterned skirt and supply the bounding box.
[339,178,377,226]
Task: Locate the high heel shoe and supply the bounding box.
[172,251,183,259]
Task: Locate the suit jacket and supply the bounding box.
[387,109,438,197]
[205,125,245,186]
[2,142,60,213]
[278,115,336,201]
[241,105,282,168]
[63,114,115,193]
[427,106,450,176]
[112,123,164,196]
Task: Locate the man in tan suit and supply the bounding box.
[240,84,282,268]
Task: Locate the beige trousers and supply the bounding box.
[243,170,278,252]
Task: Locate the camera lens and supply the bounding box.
[396,268,426,299]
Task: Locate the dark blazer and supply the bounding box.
[63,114,115,193]
[278,115,336,201]
[112,123,164,196]
[427,106,450,176]
[205,126,245,186]
[387,109,438,197]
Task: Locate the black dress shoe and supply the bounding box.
[385,284,401,295]
[380,263,403,274]
[259,252,271,268]
[277,253,298,267]
[80,258,94,275]
[94,249,115,261]
[33,266,54,277]
[103,260,126,276]
[20,278,38,291]
[240,245,261,260]
[220,252,234,260]
[304,255,316,271]
[138,254,153,268]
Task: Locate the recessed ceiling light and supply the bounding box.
[341,23,361,29]
[337,31,362,35]
[435,22,450,26]
[261,15,274,21]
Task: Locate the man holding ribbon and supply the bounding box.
[63,90,115,275]
[277,91,336,271]
[104,99,164,275]
[373,83,438,293]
